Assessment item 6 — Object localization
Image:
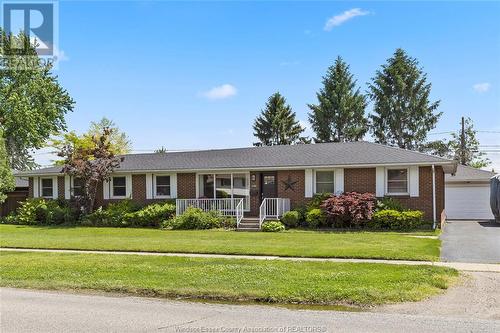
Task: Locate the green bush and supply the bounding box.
[81,199,141,227]
[220,216,237,229]
[281,211,300,228]
[369,209,426,230]
[305,208,326,229]
[261,220,285,232]
[307,193,332,210]
[376,197,407,212]
[164,207,222,230]
[1,198,75,225]
[125,202,175,227]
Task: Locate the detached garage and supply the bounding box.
[445,165,496,220]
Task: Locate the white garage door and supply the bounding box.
[445,184,493,220]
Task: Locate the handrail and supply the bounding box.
[259,198,291,227]
[235,199,244,227]
[176,198,244,219]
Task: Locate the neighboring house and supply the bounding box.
[0,177,29,217]
[445,165,496,220]
[16,142,457,224]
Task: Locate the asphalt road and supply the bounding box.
[1,288,499,333]
[441,220,500,263]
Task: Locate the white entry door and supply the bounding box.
[445,184,493,220]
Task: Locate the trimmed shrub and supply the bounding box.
[305,208,326,229]
[261,220,285,232]
[321,192,376,228]
[369,209,426,230]
[1,198,75,225]
[281,211,300,228]
[307,193,332,210]
[125,202,175,227]
[81,199,141,227]
[164,207,222,230]
[376,197,407,212]
[220,216,237,229]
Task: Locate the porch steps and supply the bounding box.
[237,218,261,231]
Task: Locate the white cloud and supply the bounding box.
[324,8,369,31]
[202,84,237,100]
[473,82,491,93]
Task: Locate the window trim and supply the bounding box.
[40,177,54,198]
[314,169,335,194]
[385,167,410,196]
[111,176,128,199]
[153,174,172,199]
[71,177,84,197]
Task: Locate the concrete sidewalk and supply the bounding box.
[2,247,499,272]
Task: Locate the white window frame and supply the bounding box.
[314,169,335,194]
[71,177,84,197]
[195,171,251,211]
[111,176,128,199]
[385,167,410,196]
[153,174,172,199]
[40,177,54,199]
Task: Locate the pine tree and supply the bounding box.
[368,49,441,150]
[253,92,305,146]
[308,57,368,142]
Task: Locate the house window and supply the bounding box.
[112,176,127,197]
[41,178,53,198]
[386,168,409,194]
[72,177,84,197]
[155,175,171,197]
[315,171,334,193]
[198,173,250,210]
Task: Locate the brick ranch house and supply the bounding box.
[17,142,457,227]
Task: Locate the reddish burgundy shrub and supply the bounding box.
[320,192,376,228]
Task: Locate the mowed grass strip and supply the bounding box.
[0,225,440,261]
[0,252,457,306]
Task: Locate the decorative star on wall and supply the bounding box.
[281,175,298,191]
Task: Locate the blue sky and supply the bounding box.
[36,1,500,170]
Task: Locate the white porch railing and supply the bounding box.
[176,198,244,226]
[259,198,291,227]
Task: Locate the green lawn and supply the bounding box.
[0,225,440,261]
[0,252,457,306]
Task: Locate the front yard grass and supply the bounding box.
[0,252,457,306]
[0,225,440,261]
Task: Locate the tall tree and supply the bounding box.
[0,129,15,203]
[253,92,305,146]
[368,48,441,150]
[57,127,123,214]
[308,56,368,142]
[0,30,75,170]
[52,118,131,163]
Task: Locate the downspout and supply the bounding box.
[432,164,437,229]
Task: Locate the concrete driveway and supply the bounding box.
[441,220,500,263]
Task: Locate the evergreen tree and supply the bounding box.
[308,57,368,142]
[253,92,305,146]
[368,49,441,150]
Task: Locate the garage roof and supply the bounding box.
[446,165,496,183]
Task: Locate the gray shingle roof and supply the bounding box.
[445,165,496,183]
[17,141,456,176]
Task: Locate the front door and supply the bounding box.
[261,172,277,201]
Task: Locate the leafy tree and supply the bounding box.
[155,146,168,153]
[52,118,130,163]
[253,92,305,146]
[88,118,131,155]
[368,49,441,150]
[0,30,75,170]
[308,57,368,142]
[56,127,123,214]
[0,128,15,203]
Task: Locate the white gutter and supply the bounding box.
[432,164,437,229]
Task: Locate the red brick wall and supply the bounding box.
[250,171,261,216]
[277,170,306,209]
[57,176,65,200]
[177,173,196,199]
[344,168,376,193]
